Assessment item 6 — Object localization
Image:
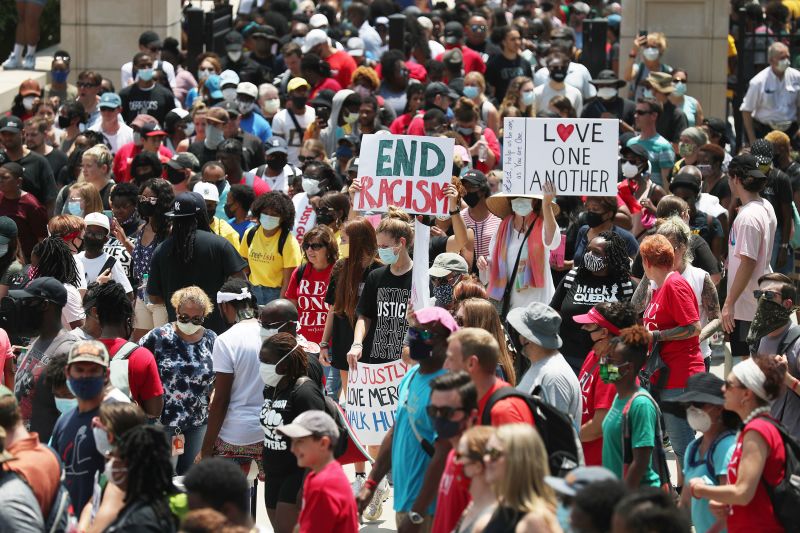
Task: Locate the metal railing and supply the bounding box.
[184,0,234,75]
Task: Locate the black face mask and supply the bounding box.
[291,96,308,109]
[463,191,481,208]
[585,211,606,228]
[550,68,568,83]
[138,201,156,218]
[224,204,236,219]
[214,179,228,196]
[165,167,186,185]
[120,213,141,235]
[266,157,287,171]
[206,207,216,221]
[57,115,71,129]
[432,415,464,439]
[83,235,106,252]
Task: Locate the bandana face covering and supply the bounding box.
[747,297,793,351]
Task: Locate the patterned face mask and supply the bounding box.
[583,252,606,273]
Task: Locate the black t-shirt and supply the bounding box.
[44,148,68,181]
[707,176,731,204]
[466,40,502,62]
[580,96,636,126]
[235,131,266,170]
[147,230,247,333]
[632,233,720,278]
[119,83,175,124]
[13,150,56,205]
[484,54,533,103]
[325,261,382,370]
[761,168,793,232]
[261,377,326,474]
[187,141,217,168]
[691,209,724,250]
[355,265,412,364]
[220,56,267,86]
[655,100,688,144]
[550,268,634,373]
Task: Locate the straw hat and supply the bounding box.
[486,193,560,219]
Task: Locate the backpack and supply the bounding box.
[621,390,672,491]
[294,377,349,458]
[684,430,736,482]
[12,444,73,533]
[480,386,584,476]
[756,415,800,532]
[109,341,139,400]
[244,225,290,253]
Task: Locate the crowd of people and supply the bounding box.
[0,0,800,532]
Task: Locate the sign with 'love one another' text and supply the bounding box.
[356,134,455,216]
[345,359,408,445]
[503,118,617,197]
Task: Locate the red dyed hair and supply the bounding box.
[639,234,674,269]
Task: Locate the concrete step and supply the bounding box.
[0,50,55,114]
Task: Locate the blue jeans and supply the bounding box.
[324,366,342,400]
[251,285,281,306]
[169,424,207,475]
[659,389,696,470]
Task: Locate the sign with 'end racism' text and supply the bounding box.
[357,134,455,216]
[503,118,617,197]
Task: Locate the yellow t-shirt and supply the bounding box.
[211,217,241,251]
[240,226,302,287]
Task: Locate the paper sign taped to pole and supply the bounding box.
[502,118,618,197]
[356,134,455,216]
[345,359,409,446]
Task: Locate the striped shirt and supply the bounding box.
[461,208,502,264]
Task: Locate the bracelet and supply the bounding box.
[351,342,363,349]
[449,209,460,215]
[364,478,378,490]
[319,341,329,348]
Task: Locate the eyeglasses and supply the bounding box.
[426,405,466,419]
[139,195,158,205]
[177,314,205,326]
[302,242,325,251]
[77,82,99,88]
[431,275,454,287]
[483,447,506,462]
[634,110,653,116]
[754,289,781,301]
[297,155,314,163]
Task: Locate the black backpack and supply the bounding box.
[294,377,349,458]
[245,225,290,252]
[757,416,800,532]
[480,386,584,476]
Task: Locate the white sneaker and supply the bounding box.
[351,474,365,496]
[363,478,389,522]
[2,54,21,70]
[22,54,35,70]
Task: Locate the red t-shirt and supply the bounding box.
[112,143,173,183]
[477,379,535,426]
[578,350,617,465]
[727,417,786,533]
[0,192,48,262]
[435,46,486,75]
[326,51,357,92]
[431,449,472,533]
[284,263,333,344]
[390,112,421,135]
[375,60,427,82]
[298,460,359,533]
[642,272,704,389]
[406,113,426,136]
[99,338,164,403]
[309,77,344,100]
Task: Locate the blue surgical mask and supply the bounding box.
[136,68,154,82]
[642,88,654,99]
[67,375,106,400]
[378,245,400,265]
[260,213,281,230]
[67,200,83,216]
[522,90,534,106]
[463,86,480,99]
[54,396,78,414]
[673,81,687,97]
[52,70,69,84]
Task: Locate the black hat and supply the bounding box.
[310,89,335,108]
[461,169,488,187]
[139,31,162,49]
[0,116,22,134]
[245,24,279,42]
[661,372,726,417]
[9,277,68,307]
[590,69,626,89]
[730,154,767,179]
[225,31,244,52]
[444,21,464,44]
[166,192,201,218]
[670,172,701,195]
[620,143,650,161]
[702,117,728,143]
[750,139,774,166]
[426,81,459,101]
[265,136,288,155]
[165,153,196,171]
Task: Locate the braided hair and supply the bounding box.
[32,237,80,286]
[171,215,197,264]
[218,278,257,321]
[84,281,134,338]
[576,230,631,285]
[116,425,177,524]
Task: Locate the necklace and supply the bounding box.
[741,405,772,426]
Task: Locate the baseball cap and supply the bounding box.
[193,181,220,203]
[302,29,329,54]
[98,92,122,109]
[84,212,110,232]
[218,100,241,118]
[68,339,110,368]
[750,139,774,166]
[237,82,258,99]
[140,121,167,137]
[310,89,335,108]
[669,171,701,195]
[620,143,650,161]
[702,117,728,143]
[414,306,459,333]
[507,301,562,349]
[425,81,459,101]
[287,77,311,93]
[220,70,240,89]
[247,24,279,41]
[276,409,339,440]
[265,136,289,155]
[165,152,197,171]
[571,1,590,15]
[131,114,158,128]
[205,107,229,125]
[204,74,223,100]
[572,306,621,335]
[139,30,162,49]
[444,21,464,44]
[417,16,433,31]
[729,153,767,179]
[166,192,202,218]
[460,169,488,187]
[9,276,68,307]
[429,252,468,278]
[545,466,616,497]
[0,217,18,245]
[347,37,365,57]
[225,31,244,52]
[0,116,22,134]
[443,47,463,66]
[375,16,389,27]
[309,13,329,29]
[19,79,42,97]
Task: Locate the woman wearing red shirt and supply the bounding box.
[453,98,500,175]
[301,53,343,100]
[640,234,703,474]
[573,301,638,466]
[690,356,787,533]
[389,84,425,135]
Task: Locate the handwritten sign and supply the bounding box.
[356,134,455,216]
[502,118,617,197]
[345,359,409,445]
[292,192,316,245]
[411,220,431,311]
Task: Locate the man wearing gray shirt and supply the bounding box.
[508,302,583,424]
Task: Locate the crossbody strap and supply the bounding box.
[501,218,537,317]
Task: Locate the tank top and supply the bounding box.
[482,506,525,533]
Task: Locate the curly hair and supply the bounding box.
[577,230,631,284]
[594,301,638,330]
[84,281,134,338]
[251,191,295,234]
[611,324,652,371]
[44,352,69,392]
[170,285,214,316]
[141,178,174,242]
[261,332,308,383]
[32,237,80,286]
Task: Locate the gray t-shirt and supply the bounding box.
[516,352,583,424]
[0,471,44,532]
[759,324,800,439]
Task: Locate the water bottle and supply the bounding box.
[141,273,150,305]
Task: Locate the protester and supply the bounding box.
[452,300,518,385]
[184,458,257,530]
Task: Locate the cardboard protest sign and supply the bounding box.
[356,134,455,216]
[345,359,409,445]
[292,192,316,244]
[503,118,617,197]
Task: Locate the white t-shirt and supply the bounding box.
[77,252,134,294]
[61,285,85,330]
[120,59,176,89]
[533,82,583,115]
[534,62,597,100]
[90,121,133,155]
[251,164,300,194]
[212,319,265,445]
[73,255,87,290]
[270,107,316,166]
[516,352,582,424]
[740,65,800,124]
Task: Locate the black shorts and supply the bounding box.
[263,467,306,509]
[729,319,751,358]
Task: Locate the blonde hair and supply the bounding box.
[377,206,413,245]
[170,285,214,316]
[82,144,113,171]
[655,215,693,268]
[457,299,517,385]
[647,32,667,52]
[492,424,555,512]
[464,71,486,94]
[67,181,103,215]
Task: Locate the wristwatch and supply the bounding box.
[319,341,329,349]
[449,209,461,215]
[408,511,425,525]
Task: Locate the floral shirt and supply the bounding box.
[139,323,216,428]
[131,225,161,301]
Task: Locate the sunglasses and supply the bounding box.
[297,155,315,163]
[302,242,325,251]
[426,405,466,419]
[754,289,781,301]
[177,314,204,326]
[408,328,433,342]
[77,82,99,88]
[634,109,653,116]
[454,451,483,464]
[724,378,744,390]
[431,275,454,287]
[470,24,487,32]
[484,447,506,462]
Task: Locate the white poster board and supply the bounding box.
[502,118,618,197]
[345,359,409,446]
[356,134,455,216]
[410,219,431,311]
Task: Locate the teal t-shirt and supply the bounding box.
[626,135,675,187]
[683,433,736,533]
[601,389,661,487]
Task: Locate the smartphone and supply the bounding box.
[638,30,648,38]
[103,209,113,226]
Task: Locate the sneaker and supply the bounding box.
[22,54,35,70]
[351,474,366,497]
[363,478,389,522]
[2,54,20,70]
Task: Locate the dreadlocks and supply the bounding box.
[218,278,257,320]
[171,216,197,264]
[576,230,631,285]
[84,281,134,338]
[116,425,177,524]
[32,237,80,286]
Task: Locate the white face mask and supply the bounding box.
[227,51,242,62]
[93,427,112,457]
[776,58,791,73]
[344,112,359,124]
[222,87,238,102]
[260,327,279,341]
[597,87,617,100]
[302,178,321,196]
[521,90,534,106]
[176,320,203,335]
[259,348,294,387]
[183,121,195,137]
[198,68,214,81]
[263,98,280,114]
[621,161,640,178]
[686,406,712,433]
[237,99,255,115]
[511,197,533,217]
[642,47,660,62]
[260,213,281,230]
[104,457,127,487]
[22,96,36,111]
